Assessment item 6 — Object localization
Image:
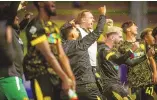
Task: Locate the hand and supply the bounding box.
[18,1,27,11]
[153,72,157,84]
[131,42,139,51]
[98,5,106,15]
[69,19,75,25]
[69,19,76,27]
[69,75,76,91]
[106,19,113,26]
[62,78,73,94]
[25,12,33,19]
[71,79,76,91]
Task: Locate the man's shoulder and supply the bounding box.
[26,17,43,33]
[63,40,75,47]
[63,40,76,50]
[26,17,45,38]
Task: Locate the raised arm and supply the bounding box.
[75,6,106,50]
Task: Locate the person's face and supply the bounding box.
[145,31,155,45]
[14,16,19,25]
[114,33,123,44]
[82,12,95,29]
[13,16,20,30]
[44,1,56,16]
[128,23,138,35]
[71,27,79,39]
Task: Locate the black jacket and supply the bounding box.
[63,15,106,85]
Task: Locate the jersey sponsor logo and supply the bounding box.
[29,26,37,34]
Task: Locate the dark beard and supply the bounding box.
[12,24,20,31]
[44,6,57,16]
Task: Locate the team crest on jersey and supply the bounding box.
[29,26,37,34]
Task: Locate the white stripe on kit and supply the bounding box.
[15,76,21,90]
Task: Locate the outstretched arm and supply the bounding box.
[74,6,107,50]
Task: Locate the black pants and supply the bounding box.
[76,83,103,100]
[31,73,68,100]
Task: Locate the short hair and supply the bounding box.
[60,22,74,40]
[75,9,91,24]
[140,28,153,40]
[121,20,135,33]
[33,1,39,10]
[106,32,118,38]
[152,26,157,38]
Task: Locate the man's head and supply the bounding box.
[75,10,95,29]
[106,32,123,44]
[33,1,56,17]
[12,16,20,30]
[140,28,154,45]
[61,23,80,41]
[106,19,123,44]
[121,20,138,35]
[152,26,157,41]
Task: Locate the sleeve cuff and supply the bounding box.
[31,34,47,46]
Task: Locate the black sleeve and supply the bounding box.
[108,50,133,65]
[75,15,106,50]
[125,55,147,66]
[99,46,133,65]
[117,41,147,66]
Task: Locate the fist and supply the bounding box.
[25,12,33,19]
[98,5,106,15]
[106,19,113,26]
[69,19,76,27]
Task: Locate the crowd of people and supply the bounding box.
[0,1,157,100]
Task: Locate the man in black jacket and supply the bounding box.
[0,1,28,100]
[97,31,130,100]
[61,6,106,100]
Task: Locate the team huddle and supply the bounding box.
[0,1,157,100]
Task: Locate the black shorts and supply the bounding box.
[30,73,68,100]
